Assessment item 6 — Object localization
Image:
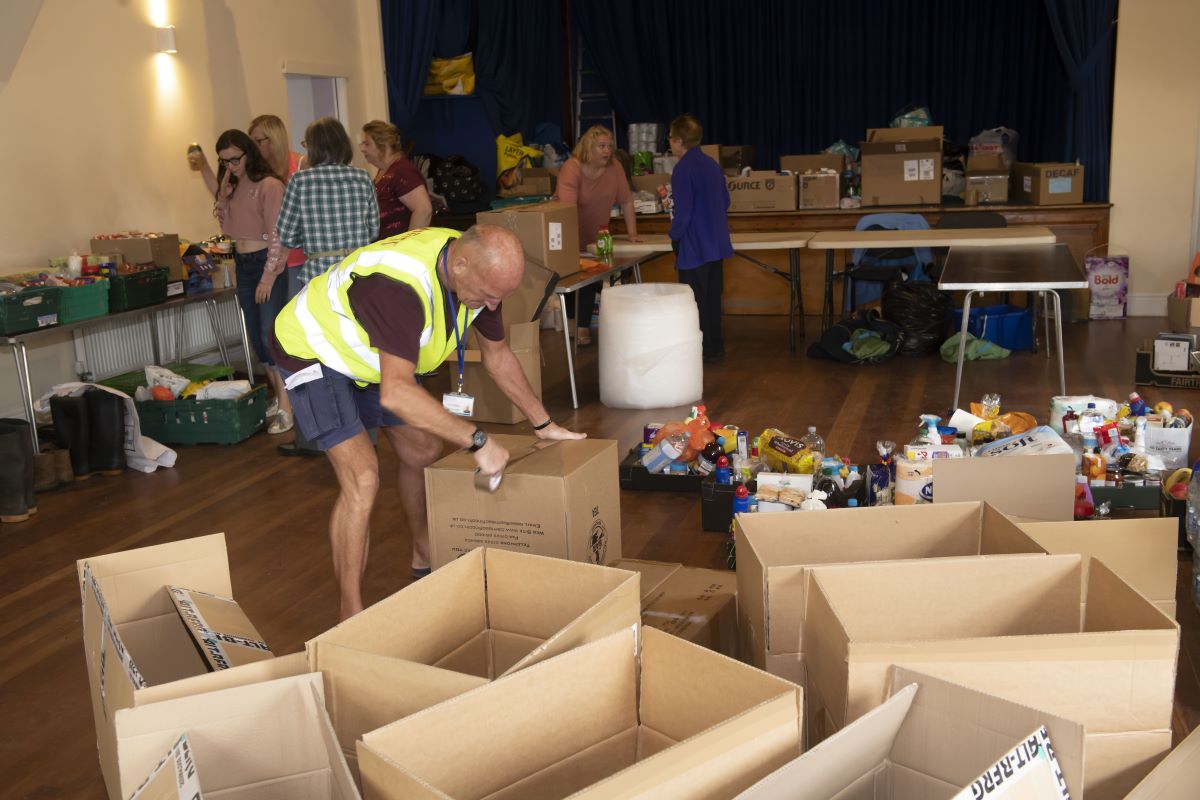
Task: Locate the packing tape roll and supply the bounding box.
[474,469,503,492]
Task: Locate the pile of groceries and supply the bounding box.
[634,391,1191,539]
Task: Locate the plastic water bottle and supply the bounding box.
[1186,459,1200,547]
[800,426,825,467]
[641,431,686,474]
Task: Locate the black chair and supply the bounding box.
[840,213,933,316]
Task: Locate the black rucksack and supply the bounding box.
[431,155,482,203]
[806,308,903,364]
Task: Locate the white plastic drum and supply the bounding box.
[599,283,703,410]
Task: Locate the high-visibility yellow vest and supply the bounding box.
[274,228,478,384]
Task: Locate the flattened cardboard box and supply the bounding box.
[611,558,737,658]
[860,126,943,206]
[1019,517,1179,619]
[167,585,273,671]
[426,434,621,568]
[932,452,1076,521]
[116,673,358,800]
[357,625,803,800]
[78,533,309,800]
[735,501,1045,669]
[803,553,1179,800]
[736,666,1084,800]
[306,548,641,779]
[477,201,580,276]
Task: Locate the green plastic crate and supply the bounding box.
[135,383,267,445]
[0,286,61,335]
[99,362,235,396]
[109,267,169,312]
[58,279,110,324]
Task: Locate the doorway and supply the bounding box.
[285,74,348,154]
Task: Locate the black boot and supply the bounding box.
[50,394,92,480]
[0,422,33,522]
[86,389,127,476]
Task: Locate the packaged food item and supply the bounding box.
[894,457,933,504]
[759,427,819,474]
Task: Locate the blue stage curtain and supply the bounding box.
[475,0,562,139]
[379,0,440,131]
[571,0,1113,199]
[1044,0,1118,201]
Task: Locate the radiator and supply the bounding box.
[78,294,248,381]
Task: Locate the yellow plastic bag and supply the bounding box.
[496,133,544,187]
[424,53,475,96]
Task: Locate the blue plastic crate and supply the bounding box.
[952,304,1033,351]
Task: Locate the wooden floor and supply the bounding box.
[2,312,1198,797]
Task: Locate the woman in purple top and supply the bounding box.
[668,114,733,362]
[210,129,294,434]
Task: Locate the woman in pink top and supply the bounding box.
[248,115,308,291]
[210,129,294,435]
[555,125,642,346]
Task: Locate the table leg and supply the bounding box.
[233,300,254,380]
[204,299,231,367]
[11,341,39,452]
[149,311,162,366]
[822,250,834,332]
[559,294,578,409]
[633,262,643,283]
[952,291,977,414]
[789,247,804,348]
[1050,290,1067,396]
[1043,291,1052,360]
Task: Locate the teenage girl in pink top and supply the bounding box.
[209,129,294,435]
[555,125,642,346]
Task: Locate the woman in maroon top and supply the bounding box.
[360,120,433,240]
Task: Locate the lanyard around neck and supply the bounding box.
[441,246,467,393]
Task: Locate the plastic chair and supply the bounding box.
[841,213,933,315]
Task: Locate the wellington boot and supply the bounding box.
[0,423,33,522]
[86,389,127,476]
[0,419,37,516]
[33,450,58,492]
[53,449,74,484]
[50,394,93,480]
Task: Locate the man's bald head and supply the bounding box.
[447,224,526,311]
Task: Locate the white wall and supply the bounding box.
[1109,0,1200,315]
[0,0,387,416]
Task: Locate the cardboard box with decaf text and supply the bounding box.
[803,553,1179,800]
[357,625,804,800]
[1010,162,1085,205]
[305,547,640,777]
[425,434,621,568]
[611,558,737,658]
[77,533,308,800]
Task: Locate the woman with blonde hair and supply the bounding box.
[249,114,304,182]
[359,119,432,239]
[554,125,642,346]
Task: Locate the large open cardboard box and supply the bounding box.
[736,666,1084,800]
[78,533,309,800]
[1125,723,1200,799]
[611,558,737,658]
[1019,517,1179,619]
[931,452,1076,521]
[804,553,1180,800]
[425,434,621,568]
[735,501,1044,673]
[116,673,358,800]
[476,201,580,276]
[859,126,943,206]
[305,548,640,778]
[357,625,803,800]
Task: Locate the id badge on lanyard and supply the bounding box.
[439,246,474,417]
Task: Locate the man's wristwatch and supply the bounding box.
[468,428,488,452]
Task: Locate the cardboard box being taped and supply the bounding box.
[117,673,358,800]
[611,558,737,658]
[735,666,1085,800]
[77,533,308,800]
[803,553,1179,800]
[305,547,641,778]
[735,501,1045,670]
[425,434,621,568]
[357,625,804,800]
